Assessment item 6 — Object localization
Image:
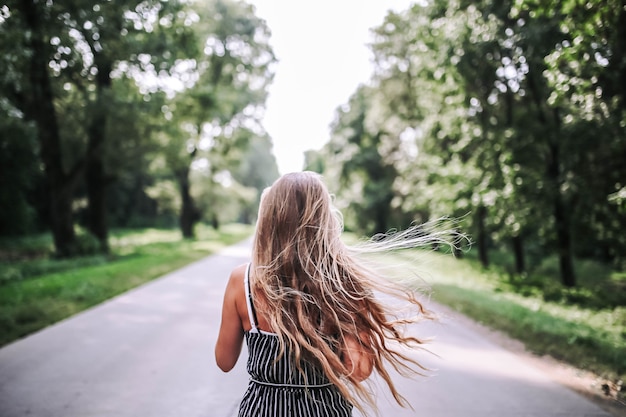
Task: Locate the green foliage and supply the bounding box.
[318,0,626,288]
[506,258,625,310]
[0,0,202,254]
[151,0,278,238]
[72,227,105,256]
[323,86,400,234]
[0,0,278,253]
[144,179,181,224]
[461,245,626,310]
[0,115,39,235]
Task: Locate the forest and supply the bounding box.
[306,0,626,290]
[0,0,280,255]
[1,0,625,292]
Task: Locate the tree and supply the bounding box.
[231,132,280,223]
[369,0,626,284]
[1,0,196,255]
[161,0,276,238]
[454,0,626,285]
[324,0,626,287]
[516,0,626,269]
[3,1,78,256]
[320,86,399,235]
[368,2,481,253]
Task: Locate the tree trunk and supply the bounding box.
[526,62,576,287]
[85,157,109,251]
[177,168,199,239]
[548,140,576,287]
[374,207,388,235]
[85,58,113,252]
[48,180,79,258]
[20,0,79,257]
[373,186,394,235]
[477,205,489,268]
[512,234,525,274]
[554,192,576,286]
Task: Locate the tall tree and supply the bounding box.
[64,0,195,250]
[318,0,625,286]
[163,0,275,238]
[368,3,482,252]
[517,0,626,269]
[1,0,195,255]
[5,1,80,256]
[321,86,399,235]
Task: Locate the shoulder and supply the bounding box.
[229,263,248,283]
[224,263,248,300]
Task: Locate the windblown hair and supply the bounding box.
[251,171,458,415]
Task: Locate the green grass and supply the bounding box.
[383,248,626,390]
[0,223,253,347]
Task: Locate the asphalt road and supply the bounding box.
[0,238,613,417]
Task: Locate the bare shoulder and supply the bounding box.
[229,263,248,282]
[225,263,247,293]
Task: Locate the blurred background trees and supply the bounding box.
[306,0,626,287]
[0,0,279,255]
[1,0,624,290]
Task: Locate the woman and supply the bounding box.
[215,171,445,416]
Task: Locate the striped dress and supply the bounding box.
[238,264,353,417]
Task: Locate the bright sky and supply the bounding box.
[247,0,416,175]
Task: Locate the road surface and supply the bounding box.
[0,238,613,416]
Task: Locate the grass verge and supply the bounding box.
[383,248,625,403]
[0,224,253,347]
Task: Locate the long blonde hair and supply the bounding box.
[251,171,455,414]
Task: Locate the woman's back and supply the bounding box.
[216,172,444,417]
[239,263,353,417]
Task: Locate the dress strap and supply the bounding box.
[244,263,259,332]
